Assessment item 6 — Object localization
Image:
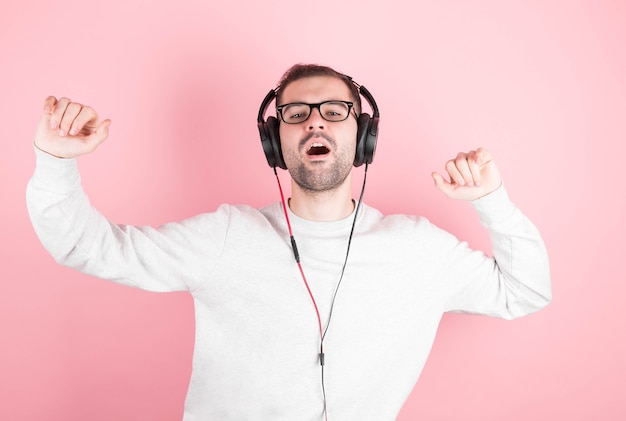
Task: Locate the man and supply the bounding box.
[27,64,551,421]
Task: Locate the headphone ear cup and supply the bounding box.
[265,116,287,170]
[354,113,372,167]
[258,118,276,168]
[257,89,287,169]
[364,115,379,165]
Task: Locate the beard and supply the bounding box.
[284,132,354,193]
[289,158,353,193]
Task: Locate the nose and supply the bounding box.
[307,107,325,131]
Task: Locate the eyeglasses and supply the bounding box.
[276,100,354,124]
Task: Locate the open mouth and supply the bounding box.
[307,143,330,156]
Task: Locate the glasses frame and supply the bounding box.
[276,100,355,124]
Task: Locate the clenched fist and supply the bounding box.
[34,96,111,158]
[432,148,502,201]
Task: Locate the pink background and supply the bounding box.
[1,0,625,419]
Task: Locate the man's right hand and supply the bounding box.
[35,96,111,158]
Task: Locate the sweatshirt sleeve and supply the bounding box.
[441,185,552,319]
[26,147,226,292]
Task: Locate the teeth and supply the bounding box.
[307,142,329,156]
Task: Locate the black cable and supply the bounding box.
[322,162,368,341]
[321,346,328,421]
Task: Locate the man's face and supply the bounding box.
[278,76,358,193]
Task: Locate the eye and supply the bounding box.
[282,104,309,123]
[322,102,349,120]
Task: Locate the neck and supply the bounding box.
[288,177,354,222]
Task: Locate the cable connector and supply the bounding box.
[290,236,300,262]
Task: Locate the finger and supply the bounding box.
[69,106,98,136]
[58,102,84,136]
[43,96,58,114]
[466,150,482,187]
[445,157,465,186]
[432,171,453,195]
[453,152,476,186]
[49,97,71,130]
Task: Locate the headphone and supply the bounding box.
[257,78,380,170]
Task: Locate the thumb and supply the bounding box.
[86,119,111,150]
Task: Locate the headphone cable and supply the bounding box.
[274,163,369,421]
[323,163,368,341]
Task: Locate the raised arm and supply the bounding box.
[431,147,551,319]
[27,97,223,293]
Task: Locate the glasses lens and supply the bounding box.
[280,104,310,124]
[320,101,351,122]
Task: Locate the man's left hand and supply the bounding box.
[432,148,502,201]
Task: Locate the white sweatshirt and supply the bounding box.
[26,148,551,421]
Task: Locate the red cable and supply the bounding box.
[275,170,324,344]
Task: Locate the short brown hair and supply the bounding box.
[275,63,361,115]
